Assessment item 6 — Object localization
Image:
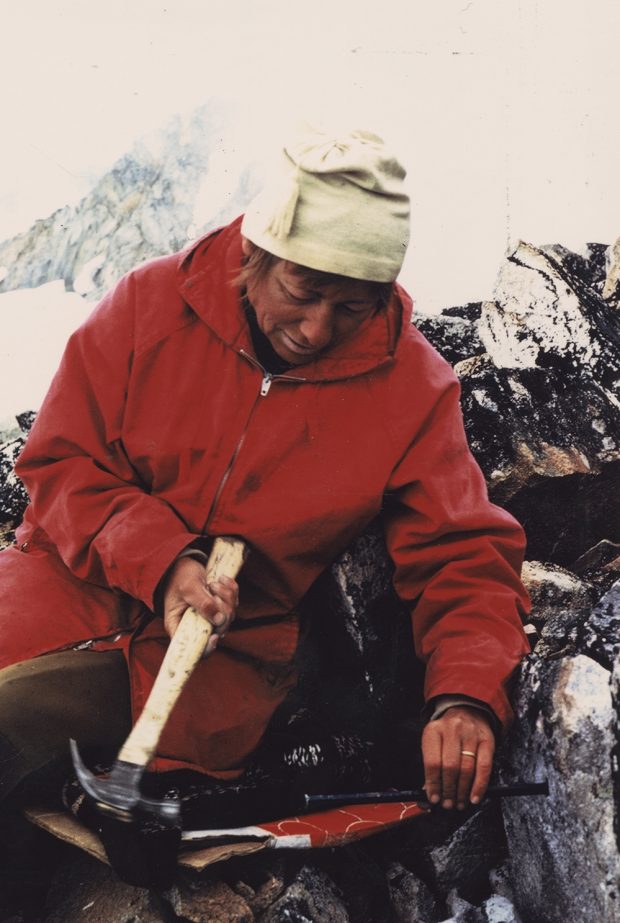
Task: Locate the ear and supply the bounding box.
[241,236,255,257]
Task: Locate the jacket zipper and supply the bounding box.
[202,353,304,532]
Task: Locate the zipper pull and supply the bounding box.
[261,374,273,396]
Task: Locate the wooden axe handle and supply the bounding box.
[118,536,247,768]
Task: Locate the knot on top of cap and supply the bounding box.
[242,126,410,282]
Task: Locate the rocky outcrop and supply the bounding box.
[0,102,260,302]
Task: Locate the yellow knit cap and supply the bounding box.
[241,128,410,282]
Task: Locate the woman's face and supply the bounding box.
[245,258,381,367]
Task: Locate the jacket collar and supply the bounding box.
[176,216,411,383]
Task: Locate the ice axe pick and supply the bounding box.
[71,536,248,827]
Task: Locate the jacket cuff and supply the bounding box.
[152,538,214,617]
[424,694,500,736]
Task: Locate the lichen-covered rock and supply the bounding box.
[500,650,620,923]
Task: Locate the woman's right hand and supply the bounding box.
[162,556,239,654]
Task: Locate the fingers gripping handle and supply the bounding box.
[117,537,247,768]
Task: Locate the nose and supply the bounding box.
[298,303,335,349]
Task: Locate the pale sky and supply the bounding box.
[1,0,620,311]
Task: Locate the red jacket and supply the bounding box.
[0,217,530,774]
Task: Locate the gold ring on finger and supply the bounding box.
[461,750,476,758]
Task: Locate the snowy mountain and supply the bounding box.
[0,100,261,302]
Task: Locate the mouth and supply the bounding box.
[279,330,320,358]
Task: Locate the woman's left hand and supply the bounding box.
[421,705,495,810]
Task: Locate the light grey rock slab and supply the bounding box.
[501,652,620,923]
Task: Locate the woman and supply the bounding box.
[0,128,530,837]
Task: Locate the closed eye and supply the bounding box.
[338,302,375,316]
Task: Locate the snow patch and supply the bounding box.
[74,254,105,297]
[0,282,91,420]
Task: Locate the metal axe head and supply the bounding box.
[70,739,181,827]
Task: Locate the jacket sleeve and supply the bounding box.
[384,369,531,731]
[15,271,202,610]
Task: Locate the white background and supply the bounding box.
[1,0,619,420]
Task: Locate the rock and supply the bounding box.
[479,241,620,388]
[386,861,440,923]
[231,866,286,914]
[44,854,167,923]
[298,519,419,742]
[603,234,620,302]
[539,242,609,301]
[480,894,521,922]
[571,539,620,593]
[455,350,619,503]
[0,436,28,533]
[579,580,620,670]
[428,802,507,906]
[260,865,351,923]
[446,890,486,922]
[415,311,484,366]
[500,650,620,923]
[521,561,597,630]
[451,240,620,568]
[167,876,253,922]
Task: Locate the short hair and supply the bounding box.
[236,243,394,309]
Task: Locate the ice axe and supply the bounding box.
[70,536,247,876]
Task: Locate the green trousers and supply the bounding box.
[0,650,132,808]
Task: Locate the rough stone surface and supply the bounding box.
[572,539,620,593]
[299,518,419,743]
[44,855,167,923]
[260,865,351,923]
[521,561,597,630]
[386,861,440,923]
[415,311,484,366]
[167,876,253,922]
[479,241,620,388]
[428,803,507,906]
[603,234,620,302]
[0,436,28,530]
[456,352,620,510]
[579,580,620,671]
[500,648,620,923]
